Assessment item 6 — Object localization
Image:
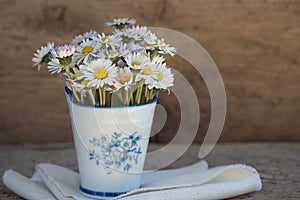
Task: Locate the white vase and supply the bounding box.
[65,88,157,199]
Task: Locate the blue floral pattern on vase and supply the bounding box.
[89,132,142,173]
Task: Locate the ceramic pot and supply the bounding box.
[65,88,157,199]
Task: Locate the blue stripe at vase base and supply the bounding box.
[79,185,129,198]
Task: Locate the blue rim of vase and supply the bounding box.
[65,87,158,108]
[79,185,130,197]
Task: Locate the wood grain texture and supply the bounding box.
[0,142,299,199]
[0,0,300,142]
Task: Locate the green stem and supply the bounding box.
[135,87,141,104]
[147,88,151,102]
[144,86,148,103]
[146,88,157,102]
[80,90,84,104]
[116,91,123,105]
[135,80,144,104]
[69,84,80,103]
[106,92,111,107]
[65,65,71,78]
[103,89,106,106]
[124,89,130,106]
[123,90,126,106]
[87,89,96,106]
[150,50,158,60]
[146,88,149,102]
[130,87,134,105]
[64,65,80,103]
[98,88,103,106]
[150,89,158,101]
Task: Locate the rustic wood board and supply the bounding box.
[0,142,299,199]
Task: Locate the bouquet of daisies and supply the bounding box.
[32,18,175,106]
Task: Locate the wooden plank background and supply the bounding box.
[0,0,299,143]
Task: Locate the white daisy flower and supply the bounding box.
[122,26,148,41]
[47,58,64,74]
[152,55,165,65]
[73,39,100,64]
[93,33,121,46]
[71,30,98,45]
[105,17,136,28]
[51,44,76,66]
[138,55,165,83]
[155,38,176,56]
[51,44,75,58]
[32,42,54,70]
[83,58,118,88]
[144,32,157,45]
[148,63,174,90]
[115,67,133,91]
[106,43,130,59]
[127,42,144,52]
[124,52,151,70]
[144,32,176,56]
[136,63,155,83]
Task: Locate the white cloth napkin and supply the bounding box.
[3,161,262,200]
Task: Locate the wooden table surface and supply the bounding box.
[0,142,299,199]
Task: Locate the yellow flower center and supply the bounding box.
[108,51,119,57]
[147,45,155,50]
[102,36,112,43]
[95,68,108,80]
[82,46,94,54]
[120,75,130,85]
[132,60,140,67]
[157,71,164,81]
[156,39,166,46]
[74,72,83,79]
[118,17,124,21]
[81,80,89,85]
[58,63,63,67]
[142,68,152,75]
